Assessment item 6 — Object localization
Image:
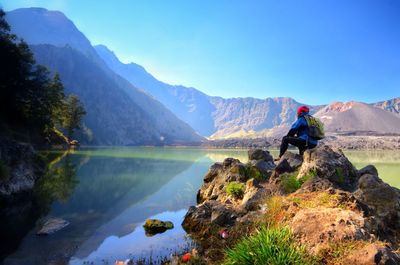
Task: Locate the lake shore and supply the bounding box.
[202,135,400,150]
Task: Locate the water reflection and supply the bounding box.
[2,147,399,264]
[3,148,203,264]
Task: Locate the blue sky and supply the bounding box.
[1,0,400,104]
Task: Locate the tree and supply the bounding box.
[62,95,86,139]
[0,9,87,144]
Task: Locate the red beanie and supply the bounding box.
[297,105,310,116]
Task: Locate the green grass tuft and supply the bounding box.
[226,182,245,199]
[281,173,301,193]
[224,226,317,265]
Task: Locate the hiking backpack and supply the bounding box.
[304,115,325,140]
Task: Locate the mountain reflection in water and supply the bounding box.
[2,147,399,264]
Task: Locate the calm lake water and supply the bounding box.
[2,147,399,264]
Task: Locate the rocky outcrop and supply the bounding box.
[183,149,275,234]
[0,136,45,199]
[182,146,400,265]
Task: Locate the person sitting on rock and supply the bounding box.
[278,105,320,159]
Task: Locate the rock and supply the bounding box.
[197,158,247,204]
[297,145,359,191]
[182,201,238,233]
[143,219,174,236]
[211,204,237,226]
[241,185,271,211]
[290,208,370,253]
[354,174,400,232]
[249,160,275,178]
[275,152,303,174]
[358,165,379,177]
[37,218,69,235]
[0,136,45,198]
[343,244,400,265]
[204,162,223,183]
[274,159,291,175]
[182,202,213,233]
[297,177,336,193]
[223,158,241,168]
[248,149,273,162]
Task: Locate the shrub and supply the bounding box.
[224,226,316,265]
[226,182,245,199]
[280,172,301,193]
[0,160,10,181]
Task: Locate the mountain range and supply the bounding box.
[6,8,203,145]
[5,7,400,143]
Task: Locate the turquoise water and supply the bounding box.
[2,147,399,264]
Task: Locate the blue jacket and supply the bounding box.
[288,112,318,146]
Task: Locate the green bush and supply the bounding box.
[0,160,10,181]
[226,182,245,199]
[280,173,301,193]
[224,226,316,265]
[281,169,318,194]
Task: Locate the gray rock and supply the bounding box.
[204,162,223,183]
[358,165,378,177]
[248,149,273,162]
[297,145,359,191]
[249,160,275,176]
[354,174,400,231]
[37,218,69,235]
[211,204,237,226]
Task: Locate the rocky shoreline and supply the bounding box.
[203,135,400,150]
[178,145,400,264]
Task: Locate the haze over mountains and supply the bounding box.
[6,8,203,145]
[6,7,400,143]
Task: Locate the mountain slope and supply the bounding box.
[373,97,400,116]
[94,45,216,136]
[7,8,203,145]
[315,101,400,134]
[32,45,202,145]
[94,45,324,138]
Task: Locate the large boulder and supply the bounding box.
[297,145,359,191]
[354,173,400,238]
[248,149,273,162]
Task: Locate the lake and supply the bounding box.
[2,147,399,264]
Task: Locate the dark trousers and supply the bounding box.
[279,136,316,157]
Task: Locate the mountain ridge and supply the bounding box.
[6,8,203,145]
[6,7,400,141]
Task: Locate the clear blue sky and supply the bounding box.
[1,0,400,104]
